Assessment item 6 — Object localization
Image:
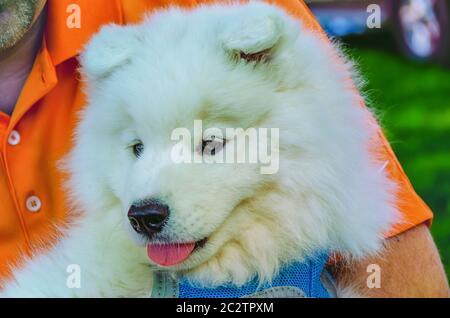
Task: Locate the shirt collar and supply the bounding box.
[7,0,122,129]
[45,0,123,66]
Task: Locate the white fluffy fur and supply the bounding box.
[1,2,398,297]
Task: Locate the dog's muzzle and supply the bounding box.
[127,200,169,238]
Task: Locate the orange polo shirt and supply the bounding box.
[0,0,433,281]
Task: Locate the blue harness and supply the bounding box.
[150,253,335,298]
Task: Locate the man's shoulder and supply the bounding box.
[119,0,192,24]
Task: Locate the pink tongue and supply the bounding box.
[147,242,196,266]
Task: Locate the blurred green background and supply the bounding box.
[343,32,450,277]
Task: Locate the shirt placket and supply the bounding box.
[2,41,57,253]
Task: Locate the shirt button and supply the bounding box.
[26,196,42,213]
[8,130,21,146]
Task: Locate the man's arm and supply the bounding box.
[329,224,449,297]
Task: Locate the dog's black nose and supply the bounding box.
[127,200,169,237]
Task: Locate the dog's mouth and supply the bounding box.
[146,238,207,267]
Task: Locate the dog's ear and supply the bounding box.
[221,3,287,63]
[80,24,138,82]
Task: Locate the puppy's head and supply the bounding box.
[71,2,396,286]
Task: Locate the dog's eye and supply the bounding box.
[132,141,144,158]
[202,136,225,156]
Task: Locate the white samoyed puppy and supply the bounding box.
[1,1,398,297]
